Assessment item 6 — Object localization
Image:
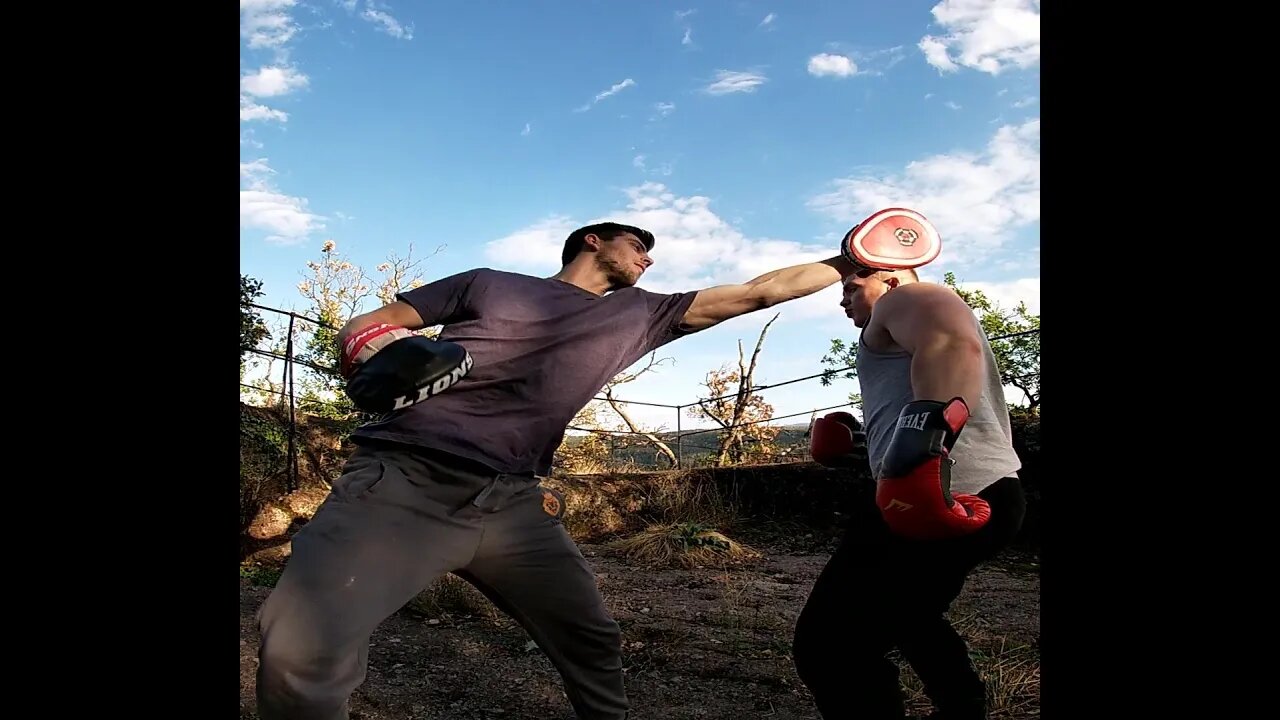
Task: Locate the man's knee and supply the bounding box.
[256,591,367,720]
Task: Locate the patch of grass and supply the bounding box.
[240,563,282,587]
[896,611,1040,719]
[403,574,498,621]
[607,521,762,569]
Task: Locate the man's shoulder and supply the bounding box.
[878,281,964,315]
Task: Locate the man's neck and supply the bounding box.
[549,264,611,296]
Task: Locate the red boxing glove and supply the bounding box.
[810,411,868,467]
[874,398,991,541]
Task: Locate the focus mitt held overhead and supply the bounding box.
[340,323,473,414]
[874,398,991,541]
[809,411,868,467]
[841,208,942,273]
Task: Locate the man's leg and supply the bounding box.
[456,483,628,720]
[256,446,485,720]
[895,476,1028,719]
[792,520,912,719]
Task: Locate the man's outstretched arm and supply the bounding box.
[678,256,858,332]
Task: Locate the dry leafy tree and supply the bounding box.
[686,313,782,466]
[554,352,679,473]
[291,239,444,420]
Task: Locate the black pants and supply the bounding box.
[792,476,1026,719]
[256,441,627,720]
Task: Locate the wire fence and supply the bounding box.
[240,302,1040,481]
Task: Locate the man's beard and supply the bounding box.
[596,256,636,291]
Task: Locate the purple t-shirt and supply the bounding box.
[350,268,699,476]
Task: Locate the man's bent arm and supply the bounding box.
[876,283,985,405]
[337,301,427,347]
[679,256,858,332]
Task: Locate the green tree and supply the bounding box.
[818,272,1040,413]
[240,274,271,379]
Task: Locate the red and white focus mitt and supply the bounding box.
[841,208,941,273]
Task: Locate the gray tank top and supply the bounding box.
[857,314,1022,496]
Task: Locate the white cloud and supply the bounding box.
[807,118,1039,266]
[240,158,326,244]
[483,183,840,321]
[576,78,636,112]
[1013,96,1037,108]
[945,100,962,110]
[760,13,776,27]
[654,102,676,117]
[240,0,298,50]
[633,155,646,169]
[919,0,1040,75]
[241,65,309,97]
[521,122,531,136]
[682,28,693,46]
[704,70,767,95]
[807,53,858,78]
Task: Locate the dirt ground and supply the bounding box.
[239,542,1039,720]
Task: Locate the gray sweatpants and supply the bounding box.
[255,442,627,720]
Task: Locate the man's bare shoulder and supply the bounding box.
[875,282,966,317]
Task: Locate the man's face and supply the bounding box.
[840,271,894,328]
[592,232,653,289]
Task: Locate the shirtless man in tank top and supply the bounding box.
[799,267,1028,720]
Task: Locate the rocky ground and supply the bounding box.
[239,543,1039,720]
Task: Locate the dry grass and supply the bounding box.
[606,521,763,569]
[896,611,1040,718]
[403,574,499,621]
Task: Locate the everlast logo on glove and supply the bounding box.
[896,411,930,432]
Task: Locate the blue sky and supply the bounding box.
[240,0,1041,432]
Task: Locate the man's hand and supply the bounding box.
[874,397,991,541]
[809,411,868,468]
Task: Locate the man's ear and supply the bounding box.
[885,276,901,289]
[582,233,603,252]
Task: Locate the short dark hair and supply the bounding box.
[560,222,656,266]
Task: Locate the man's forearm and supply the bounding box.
[748,256,859,307]
[909,334,986,407]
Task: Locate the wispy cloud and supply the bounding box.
[521,122,531,136]
[336,0,414,40]
[919,0,1040,75]
[704,70,767,95]
[240,96,289,123]
[240,0,299,51]
[759,13,776,28]
[807,53,858,78]
[575,78,636,112]
[808,118,1040,266]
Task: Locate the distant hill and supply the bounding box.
[562,422,817,469]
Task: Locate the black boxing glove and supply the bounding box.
[810,411,868,467]
[340,323,473,414]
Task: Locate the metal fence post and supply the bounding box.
[285,314,298,493]
[675,403,683,469]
